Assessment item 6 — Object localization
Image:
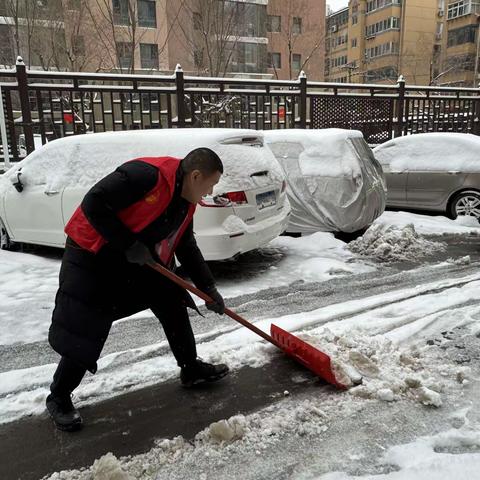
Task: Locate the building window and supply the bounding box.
[331,33,349,48]
[447,24,477,46]
[194,49,204,68]
[366,0,402,14]
[72,35,85,56]
[366,17,400,36]
[0,25,14,65]
[445,53,475,70]
[140,43,158,69]
[292,53,302,70]
[245,43,257,65]
[365,41,399,59]
[116,42,133,69]
[113,0,130,25]
[447,0,473,20]
[332,55,348,67]
[67,0,81,10]
[267,15,281,32]
[351,38,357,47]
[268,52,281,69]
[292,17,302,34]
[366,65,398,81]
[193,12,202,30]
[352,15,358,24]
[138,0,156,28]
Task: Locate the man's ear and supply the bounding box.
[191,169,202,181]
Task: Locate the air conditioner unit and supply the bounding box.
[331,25,338,32]
[438,10,444,17]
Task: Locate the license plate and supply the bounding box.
[256,190,276,210]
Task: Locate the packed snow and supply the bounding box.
[1,211,480,480]
[373,133,480,172]
[264,129,363,178]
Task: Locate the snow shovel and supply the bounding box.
[149,261,347,390]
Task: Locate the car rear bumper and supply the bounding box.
[196,203,291,261]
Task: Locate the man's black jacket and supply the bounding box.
[79,159,215,291]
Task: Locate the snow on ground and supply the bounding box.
[2,211,480,479]
[41,307,480,480]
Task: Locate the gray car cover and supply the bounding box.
[264,129,386,233]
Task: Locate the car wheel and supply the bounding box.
[0,217,11,250]
[449,191,480,222]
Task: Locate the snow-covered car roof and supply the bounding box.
[1,129,284,195]
[263,128,364,178]
[373,133,480,173]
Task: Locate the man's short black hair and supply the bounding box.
[182,148,223,175]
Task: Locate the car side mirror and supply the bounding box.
[10,169,24,192]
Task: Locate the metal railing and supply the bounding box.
[0,58,479,166]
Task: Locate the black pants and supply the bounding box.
[50,300,197,397]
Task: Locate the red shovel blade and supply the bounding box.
[270,324,347,389]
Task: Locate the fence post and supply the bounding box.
[394,75,405,138]
[474,82,480,136]
[16,56,34,154]
[175,64,186,128]
[298,70,307,129]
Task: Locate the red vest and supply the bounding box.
[65,156,196,265]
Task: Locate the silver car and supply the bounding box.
[374,133,480,221]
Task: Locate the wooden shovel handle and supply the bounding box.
[148,261,279,347]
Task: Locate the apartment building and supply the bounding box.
[0,0,326,79]
[325,7,349,82]
[436,0,480,86]
[326,0,439,85]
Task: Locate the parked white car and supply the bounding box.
[0,129,290,260]
[264,129,386,234]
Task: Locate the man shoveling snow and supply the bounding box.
[46,148,229,432]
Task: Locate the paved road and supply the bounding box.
[0,234,479,479]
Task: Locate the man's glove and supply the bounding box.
[125,241,154,265]
[205,287,225,315]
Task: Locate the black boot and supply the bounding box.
[180,359,229,388]
[46,394,83,431]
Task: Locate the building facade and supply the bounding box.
[436,0,480,86]
[266,0,325,80]
[326,0,440,85]
[0,0,326,79]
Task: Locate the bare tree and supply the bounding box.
[1,0,43,68]
[83,0,180,73]
[174,0,262,77]
[267,0,325,80]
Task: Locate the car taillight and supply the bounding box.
[281,180,287,193]
[225,191,248,205]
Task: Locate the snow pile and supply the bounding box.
[92,452,134,480]
[373,132,480,172]
[298,329,471,408]
[348,223,446,262]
